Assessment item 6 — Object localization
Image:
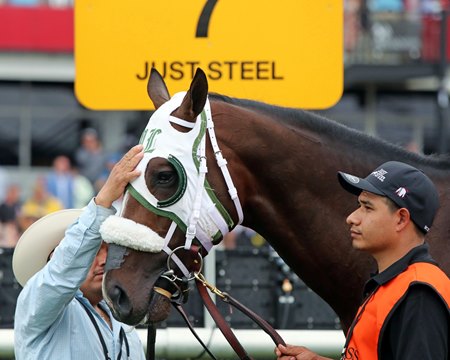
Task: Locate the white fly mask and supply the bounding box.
[100,92,243,275]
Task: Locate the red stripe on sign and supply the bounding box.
[0,5,73,52]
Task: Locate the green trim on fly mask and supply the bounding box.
[127,184,223,243]
[126,184,187,233]
[157,155,188,208]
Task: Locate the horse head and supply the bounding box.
[101,68,244,325]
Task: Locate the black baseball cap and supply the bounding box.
[337,161,440,234]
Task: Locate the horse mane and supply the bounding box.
[209,93,450,173]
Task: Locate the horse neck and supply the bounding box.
[213,102,375,328]
[213,99,450,329]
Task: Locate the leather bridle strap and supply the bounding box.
[180,244,285,359]
[220,291,286,346]
[195,277,287,358]
[173,304,219,360]
[189,245,250,359]
[195,279,252,360]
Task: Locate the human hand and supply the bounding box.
[95,144,144,208]
[275,344,331,360]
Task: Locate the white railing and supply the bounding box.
[0,328,344,359]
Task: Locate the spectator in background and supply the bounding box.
[72,167,95,209]
[94,133,138,211]
[18,177,63,233]
[0,183,22,247]
[95,152,126,211]
[75,128,109,192]
[344,0,362,52]
[46,155,75,209]
[46,154,94,209]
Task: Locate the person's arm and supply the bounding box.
[15,200,114,334]
[15,145,144,338]
[382,284,449,360]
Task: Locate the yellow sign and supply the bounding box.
[75,0,343,110]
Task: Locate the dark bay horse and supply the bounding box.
[101,68,450,333]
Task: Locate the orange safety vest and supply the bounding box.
[342,262,450,360]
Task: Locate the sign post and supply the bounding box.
[75,0,343,110]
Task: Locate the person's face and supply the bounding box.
[346,191,398,255]
[80,242,108,301]
[82,134,100,151]
[54,156,71,173]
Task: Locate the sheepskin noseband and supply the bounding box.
[100,215,164,252]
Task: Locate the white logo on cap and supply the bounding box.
[395,187,408,198]
[344,174,360,184]
[371,169,387,182]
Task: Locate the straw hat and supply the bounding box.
[13,209,82,287]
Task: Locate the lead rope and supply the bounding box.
[195,278,252,360]
[173,304,219,360]
[194,272,286,353]
[186,246,285,359]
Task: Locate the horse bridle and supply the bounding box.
[153,245,204,305]
[101,95,285,359]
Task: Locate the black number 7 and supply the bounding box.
[196,0,218,38]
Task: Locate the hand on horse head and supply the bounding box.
[95,144,144,208]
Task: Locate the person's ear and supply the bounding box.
[396,208,411,232]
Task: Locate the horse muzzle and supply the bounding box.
[103,273,173,325]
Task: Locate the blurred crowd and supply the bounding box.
[0,124,266,250]
[0,128,134,249]
[0,0,72,7]
[345,0,446,51]
[0,0,445,11]
[0,0,445,12]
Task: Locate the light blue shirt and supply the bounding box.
[14,199,146,360]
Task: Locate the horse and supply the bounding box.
[101,67,450,335]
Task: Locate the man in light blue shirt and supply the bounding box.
[13,145,146,360]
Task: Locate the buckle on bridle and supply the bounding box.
[194,272,226,300]
[155,246,205,304]
[166,245,203,282]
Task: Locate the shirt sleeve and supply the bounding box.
[14,198,116,340]
[381,284,449,360]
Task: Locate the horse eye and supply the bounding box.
[155,171,177,186]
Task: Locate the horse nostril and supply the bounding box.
[109,285,132,318]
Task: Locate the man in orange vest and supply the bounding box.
[275,161,449,360]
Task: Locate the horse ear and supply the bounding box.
[147,68,170,109]
[172,68,208,122]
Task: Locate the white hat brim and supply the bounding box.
[13,209,82,287]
